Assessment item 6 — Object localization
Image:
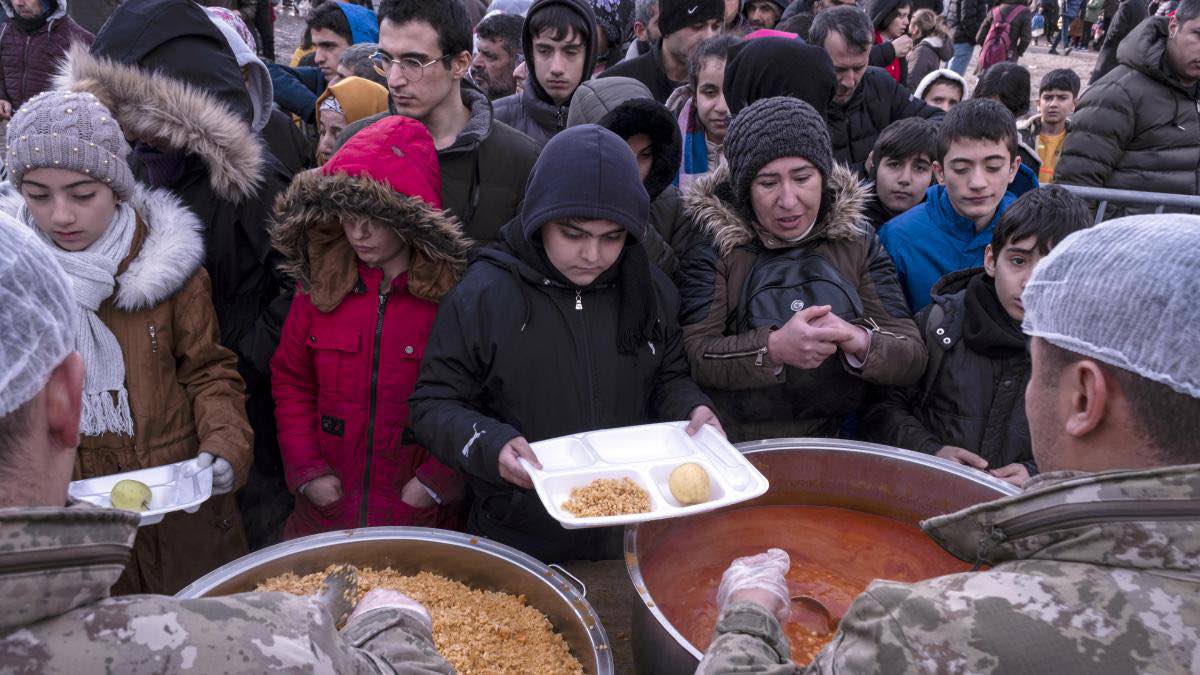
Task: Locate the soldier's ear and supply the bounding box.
[1062,358,1108,439]
[45,353,84,451]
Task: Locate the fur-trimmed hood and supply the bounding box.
[684,161,870,258]
[0,183,204,311]
[271,172,473,312]
[53,43,263,202]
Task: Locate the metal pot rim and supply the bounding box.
[623,438,1020,660]
[177,526,614,674]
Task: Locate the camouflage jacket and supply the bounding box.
[0,504,454,674]
[698,464,1200,674]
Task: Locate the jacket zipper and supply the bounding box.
[146,322,159,353]
[360,288,388,527]
[20,32,30,102]
[575,289,583,310]
[0,542,130,576]
[972,499,1200,570]
[704,346,770,366]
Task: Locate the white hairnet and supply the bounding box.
[1022,214,1200,399]
[0,209,76,417]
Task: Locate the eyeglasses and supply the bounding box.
[371,51,453,82]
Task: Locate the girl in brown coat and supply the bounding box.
[2,90,252,595]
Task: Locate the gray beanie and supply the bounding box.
[1022,214,1200,399]
[5,90,136,200]
[724,96,833,212]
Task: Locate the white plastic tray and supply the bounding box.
[69,458,213,526]
[520,422,769,529]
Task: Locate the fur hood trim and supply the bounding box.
[684,162,870,259]
[272,171,473,310]
[0,183,204,310]
[54,44,263,202]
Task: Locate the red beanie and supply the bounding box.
[321,116,442,209]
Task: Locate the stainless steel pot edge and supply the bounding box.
[622,438,1022,661]
[177,526,615,675]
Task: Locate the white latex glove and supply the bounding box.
[716,548,792,625]
[347,588,433,630]
[196,452,235,495]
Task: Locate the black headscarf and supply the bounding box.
[723,37,837,118]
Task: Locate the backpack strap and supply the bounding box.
[918,302,948,409]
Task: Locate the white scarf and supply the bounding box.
[22,202,137,437]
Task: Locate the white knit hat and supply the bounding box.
[0,211,76,417]
[1022,214,1200,399]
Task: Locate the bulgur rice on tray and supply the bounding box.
[562,477,651,517]
[257,565,584,674]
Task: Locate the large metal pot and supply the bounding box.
[625,439,1020,674]
[177,527,614,675]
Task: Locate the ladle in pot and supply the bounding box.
[790,594,839,634]
[315,564,360,628]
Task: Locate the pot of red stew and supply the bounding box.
[625,439,1019,673]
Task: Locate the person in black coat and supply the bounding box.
[863,186,1091,487]
[1090,0,1148,82]
[812,7,944,175]
[85,0,297,548]
[409,125,718,563]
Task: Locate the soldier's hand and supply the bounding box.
[302,474,343,507]
[936,446,989,470]
[498,436,541,489]
[348,589,432,630]
[991,463,1032,487]
[716,548,792,625]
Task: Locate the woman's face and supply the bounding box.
[695,57,730,143]
[342,217,407,270]
[750,156,824,242]
[20,168,119,251]
[885,4,912,39]
[316,108,348,165]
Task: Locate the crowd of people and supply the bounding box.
[0,0,1198,670]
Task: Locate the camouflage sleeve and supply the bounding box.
[696,603,800,674]
[339,606,455,674]
[807,580,924,675]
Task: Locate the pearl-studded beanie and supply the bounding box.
[6,90,136,200]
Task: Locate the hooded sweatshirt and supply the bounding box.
[566,77,694,272]
[335,1,380,44]
[913,67,971,100]
[409,125,711,562]
[493,0,598,145]
[204,7,271,133]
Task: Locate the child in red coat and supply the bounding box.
[270,116,471,538]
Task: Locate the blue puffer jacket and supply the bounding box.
[877,184,1016,312]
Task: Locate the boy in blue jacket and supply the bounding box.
[878,99,1021,312]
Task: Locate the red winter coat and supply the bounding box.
[0,2,94,111]
[273,266,464,537]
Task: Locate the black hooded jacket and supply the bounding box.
[863,268,1037,476]
[493,0,598,145]
[829,67,945,175]
[409,126,711,562]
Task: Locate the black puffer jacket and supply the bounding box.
[863,268,1036,475]
[409,127,711,563]
[1056,17,1200,215]
[1090,0,1147,83]
[946,0,987,43]
[828,67,945,174]
[493,0,598,145]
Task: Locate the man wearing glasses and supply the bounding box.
[339,0,540,244]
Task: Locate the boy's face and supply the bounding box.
[984,235,1042,321]
[1037,89,1075,126]
[542,219,628,287]
[923,82,962,112]
[531,27,587,106]
[933,138,1020,230]
[875,152,934,215]
[311,28,352,82]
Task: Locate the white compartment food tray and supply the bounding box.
[520,422,769,529]
[69,458,213,526]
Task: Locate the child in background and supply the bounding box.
[671,34,740,189]
[2,90,252,593]
[878,100,1022,312]
[0,0,94,119]
[864,186,1091,487]
[865,117,938,229]
[906,9,953,94]
[913,69,969,112]
[1017,68,1079,184]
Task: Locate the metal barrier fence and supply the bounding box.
[1057,184,1200,224]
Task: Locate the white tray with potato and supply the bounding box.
[518,422,770,529]
[68,458,213,526]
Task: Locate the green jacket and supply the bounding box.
[0,504,453,673]
[698,464,1200,674]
